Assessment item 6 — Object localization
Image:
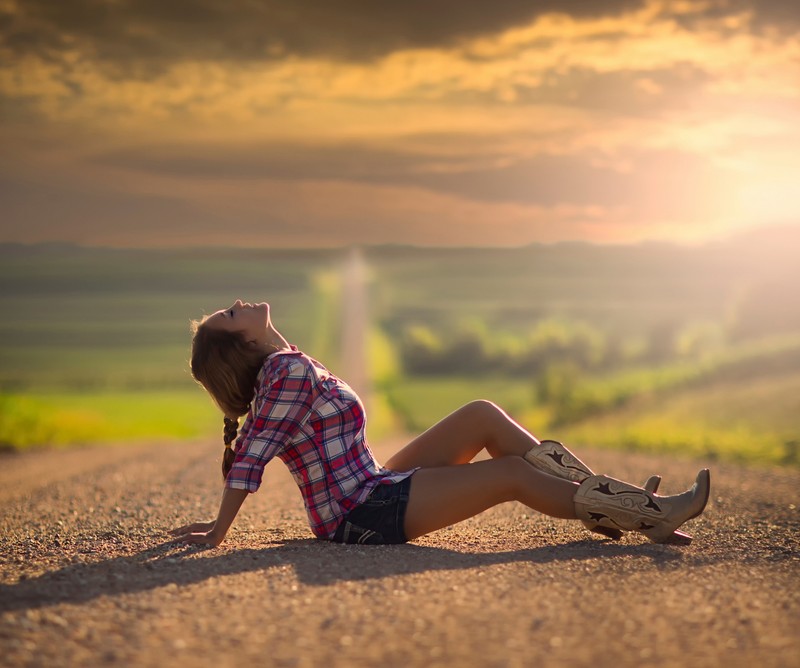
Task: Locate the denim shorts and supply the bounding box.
[332,475,413,545]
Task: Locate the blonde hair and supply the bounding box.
[190,318,268,478]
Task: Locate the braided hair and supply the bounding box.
[222,416,239,479]
[190,319,268,480]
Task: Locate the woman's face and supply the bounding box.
[204,300,271,346]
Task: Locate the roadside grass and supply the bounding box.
[5,370,796,467]
[0,248,346,450]
[556,371,800,466]
[0,389,220,450]
[380,337,800,467]
[0,344,194,391]
[541,335,800,425]
[6,334,800,466]
[3,241,798,468]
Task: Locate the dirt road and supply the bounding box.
[0,438,798,668]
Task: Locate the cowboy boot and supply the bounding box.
[573,469,711,544]
[524,440,662,540]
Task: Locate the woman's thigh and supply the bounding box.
[403,458,577,541]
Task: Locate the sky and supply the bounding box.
[1,0,799,248]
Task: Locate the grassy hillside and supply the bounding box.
[364,228,800,466]
[1,227,798,464]
[0,244,346,449]
[558,370,800,466]
[379,337,800,466]
[0,244,343,391]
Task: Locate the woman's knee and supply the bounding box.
[460,399,505,424]
[459,400,516,450]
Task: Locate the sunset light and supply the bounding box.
[1,7,799,661]
[1,0,798,247]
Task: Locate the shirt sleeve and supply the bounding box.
[225,356,314,492]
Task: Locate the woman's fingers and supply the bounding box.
[169,521,212,535]
[170,531,202,544]
[170,531,220,547]
[169,524,195,535]
[166,522,221,546]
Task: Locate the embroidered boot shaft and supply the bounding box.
[524,440,662,540]
[523,439,594,482]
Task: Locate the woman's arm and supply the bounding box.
[170,487,249,547]
[170,357,312,547]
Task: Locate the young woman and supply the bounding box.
[171,300,710,548]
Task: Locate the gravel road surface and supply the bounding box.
[1,439,798,668]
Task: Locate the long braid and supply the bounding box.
[190,320,266,481]
[222,417,239,480]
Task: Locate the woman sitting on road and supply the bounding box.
[172,300,710,548]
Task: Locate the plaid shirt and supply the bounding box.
[227,346,414,539]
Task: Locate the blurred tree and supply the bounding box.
[399,325,446,374]
[728,280,800,341]
[644,320,679,364]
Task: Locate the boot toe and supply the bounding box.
[689,469,711,521]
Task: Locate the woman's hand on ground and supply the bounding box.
[168,489,248,548]
[169,521,224,547]
[171,528,224,547]
[170,521,215,536]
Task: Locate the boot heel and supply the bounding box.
[642,526,693,544]
[663,529,692,545]
[589,526,623,540]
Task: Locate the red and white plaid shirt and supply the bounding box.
[227,346,414,539]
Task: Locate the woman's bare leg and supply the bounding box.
[385,400,543,471]
[403,456,578,540]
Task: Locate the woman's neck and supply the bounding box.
[263,325,290,355]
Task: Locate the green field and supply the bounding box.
[0,244,346,449]
[558,371,800,466]
[380,338,800,466]
[1,229,798,465]
[0,390,219,448]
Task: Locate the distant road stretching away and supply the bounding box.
[339,246,371,410]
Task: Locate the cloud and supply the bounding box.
[0,172,233,245]
[2,0,797,80]
[671,0,800,34]
[444,63,713,115]
[0,0,797,248]
[0,162,639,248]
[5,0,796,134]
[87,133,730,230]
[1,0,648,76]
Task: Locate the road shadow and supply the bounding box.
[0,536,696,613]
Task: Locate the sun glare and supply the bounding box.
[734,175,800,225]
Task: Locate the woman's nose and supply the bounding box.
[234,299,243,307]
